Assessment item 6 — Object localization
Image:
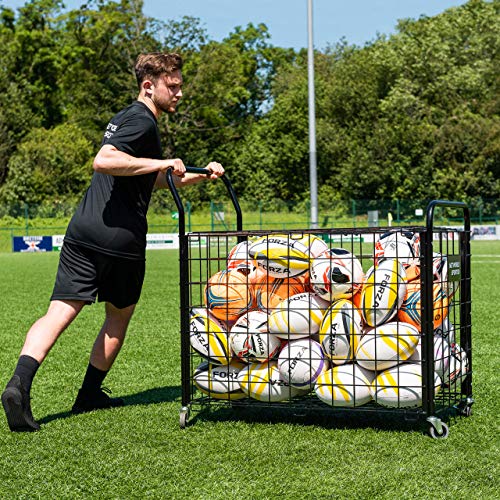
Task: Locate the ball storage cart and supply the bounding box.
[167,168,473,438]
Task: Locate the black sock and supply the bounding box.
[13,355,40,394]
[81,363,108,392]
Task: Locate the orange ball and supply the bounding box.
[205,269,253,323]
[250,268,307,312]
[398,281,449,331]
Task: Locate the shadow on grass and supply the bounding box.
[186,401,460,436]
[38,385,182,425]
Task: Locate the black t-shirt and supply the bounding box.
[65,101,162,260]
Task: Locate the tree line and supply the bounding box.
[0,0,498,214]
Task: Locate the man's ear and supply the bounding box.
[143,79,154,97]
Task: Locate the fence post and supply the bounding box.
[24,203,29,235]
[351,199,356,228]
[259,201,262,230]
[396,199,400,223]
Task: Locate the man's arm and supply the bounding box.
[93,144,186,177]
[154,161,225,189]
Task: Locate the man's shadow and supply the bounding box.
[38,385,182,425]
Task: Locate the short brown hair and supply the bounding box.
[134,53,183,88]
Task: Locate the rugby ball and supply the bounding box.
[409,335,450,379]
[226,240,253,274]
[189,308,231,364]
[371,362,442,408]
[230,310,281,363]
[360,258,407,327]
[355,321,420,371]
[444,343,469,387]
[268,292,330,339]
[277,339,326,388]
[250,271,307,313]
[309,248,364,301]
[319,299,363,365]
[248,234,310,278]
[434,317,456,346]
[397,281,449,331]
[237,361,307,402]
[294,233,329,258]
[374,230,420,266]
[204,269,253,322]
[314,364,374,407]
[193,360,247,400]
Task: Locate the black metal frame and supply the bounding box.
[167,171,473,437]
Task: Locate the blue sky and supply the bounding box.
[2,0,470,49]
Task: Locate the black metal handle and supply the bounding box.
[166,167,243,235]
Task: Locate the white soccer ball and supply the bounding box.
[230,310,281,363]
[277,338,326,388]
[310,248,364,301]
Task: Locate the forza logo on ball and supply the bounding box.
[374,274,391,307]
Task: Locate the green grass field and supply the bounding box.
[0,242,499,499]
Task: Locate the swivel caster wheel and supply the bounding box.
[427,416,449,439]
[180,406,190,429]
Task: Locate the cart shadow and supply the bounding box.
[188,405,452,435]
[38,385,182,425]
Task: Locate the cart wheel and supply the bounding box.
[179,406,190,429]
[461,405,473,417]
[429,422,449,439]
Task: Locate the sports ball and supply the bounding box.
[277,339,326,388]
[248,234,310,278]
[360,258,407,327]
[268,292,330,339]
[309,248,364,301]
[230,310,281,363]
[204,269,253,322]
[294,234,329,258]
[315,364,374,407]
[371,363,441,408]
[355,321,420,371]
[226,240,253,274]
[319,299,363,365]
[443,343,469,387]
[193,360,247,400]
[237,361,307,402]
[397,281,449,331]
[189,308,231,364]
[374,230,420,266]
[434,317,456,345]
[409,335,451,379]
[250,270,307,313]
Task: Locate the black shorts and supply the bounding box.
[51,242,146,309]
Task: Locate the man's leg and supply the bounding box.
[2,300,85,432]
[72,302,136,414]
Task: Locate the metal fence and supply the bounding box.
[0,198,497,252]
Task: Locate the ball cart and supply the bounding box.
[167,168,473,438]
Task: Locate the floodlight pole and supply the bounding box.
[307,0,318,229]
